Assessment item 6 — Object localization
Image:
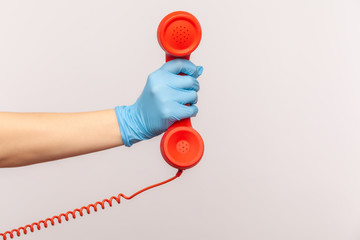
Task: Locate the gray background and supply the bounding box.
[1,0,360,239]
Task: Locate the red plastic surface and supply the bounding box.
[157,11,202,57]
[158,11,204,170]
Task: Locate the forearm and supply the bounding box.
[0,109,123,167]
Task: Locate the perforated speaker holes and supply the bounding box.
[172,25,190,44]
[176,140,190,154]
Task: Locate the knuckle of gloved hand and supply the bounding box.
[149,84,161,96]
[190,91,198,102]
[160,106,172,120]
[193,106,199,115]
[185,75,194,85]
[148,73,168,96]
[148,81,163,96]
[188,77,199,91]
[148,71,162,85]
[158,95,169,105]
[172,58,183,65]
[194,94,198,104]
[148,72,156,83]
[194,80,200,91]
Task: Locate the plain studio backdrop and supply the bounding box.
[0,0,360,239]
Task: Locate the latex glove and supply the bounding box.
[115,59,203,147]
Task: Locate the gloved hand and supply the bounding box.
[115,59,203,147]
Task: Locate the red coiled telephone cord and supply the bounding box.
[0,170,183,240]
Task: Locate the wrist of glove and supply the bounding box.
[115,59,203,147]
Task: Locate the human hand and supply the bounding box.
[115,59,203,146]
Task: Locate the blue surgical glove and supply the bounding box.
[115,59,203,147]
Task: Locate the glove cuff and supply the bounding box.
[114,105,143,147]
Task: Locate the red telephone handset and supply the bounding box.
[157,11,204,170]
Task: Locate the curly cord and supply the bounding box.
[0,170,183,240]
